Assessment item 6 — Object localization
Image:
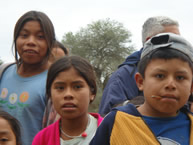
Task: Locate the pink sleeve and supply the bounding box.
[32,132,42,145]
[89,113,103,126]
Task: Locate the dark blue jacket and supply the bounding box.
[99,48,143,116]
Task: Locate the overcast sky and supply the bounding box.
[1,0,193,62]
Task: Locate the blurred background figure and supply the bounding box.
[48,40,69,64]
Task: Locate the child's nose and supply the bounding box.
[64,88,74,100]
[26,36,36,46]
[165,77,176,90]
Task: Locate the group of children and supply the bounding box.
[0,10,193,145]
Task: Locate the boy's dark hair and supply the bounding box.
[138,48,193,78]
[46,56,97,103]
[0,109,22,145]
[54,41,68,55]
[138,33,193,78]
[13,10,56,66]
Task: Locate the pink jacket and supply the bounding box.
[32,113,103,145]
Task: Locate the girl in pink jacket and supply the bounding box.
[32,56,103,145]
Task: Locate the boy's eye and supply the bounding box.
[176,76,184,80]
[74,85,82,89]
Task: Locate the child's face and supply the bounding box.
[0,117,17,145]
[136,59,193,117]
[51,67,95,120]
[16,20,48,65]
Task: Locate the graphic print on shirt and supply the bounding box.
[0,88,29,110]
[0,88,8,104]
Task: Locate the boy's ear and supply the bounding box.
[135,72,144,91]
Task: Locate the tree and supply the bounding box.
[62,18,135,90]
[0,59,3,65]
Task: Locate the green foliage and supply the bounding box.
[0,59,3,65]
[88,87,103,113]
[62,18,135,112]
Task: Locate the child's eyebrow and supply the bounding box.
[53,80,84,84]
[175,70,189,74]
[72,80,84,84]
[0,131,10,135]
[19,29,27,32]
[152,68,167,72]
[53,82,64,85]
[20,28,43,33]
[153,68,189,74]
